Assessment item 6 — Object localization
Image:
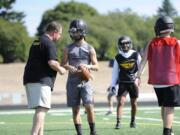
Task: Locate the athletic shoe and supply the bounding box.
[105,110,112,115]
[90,131,97,135]
[162,133,171,135]
[162,131,173,135]
[115,123,121,129]
[162,128,174,135]
[130,121,136,128]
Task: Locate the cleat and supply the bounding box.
[115,123,121,129]
[162,128,174,135]
[130,122,136,128]
[105,111,113,115]
[162,132,173,135]
[90,131,97,135]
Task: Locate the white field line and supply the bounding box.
[0,107,180,126]
[0,107,180,115]
[0,122,5,124]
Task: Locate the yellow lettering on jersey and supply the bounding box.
[119,60,135,69]
[32,40,40,46]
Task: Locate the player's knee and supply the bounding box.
[117,101,125,107]
[84,104,93,110]
[72,107,80,115]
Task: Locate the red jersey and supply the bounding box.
[147,37,180,85]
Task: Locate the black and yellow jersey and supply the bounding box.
[115,51,138,83]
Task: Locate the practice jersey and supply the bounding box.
[148,37,180,85]
[111,50,141,86]
[66,42,92,80]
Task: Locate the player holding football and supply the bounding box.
[109,36,141,129]
[136,16,180,135]
[61,19,99,135]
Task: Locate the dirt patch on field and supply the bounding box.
[0,61,154,106]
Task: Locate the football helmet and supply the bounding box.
[68,19,87,41]
[118,36,132,52]
[154,16,174,36]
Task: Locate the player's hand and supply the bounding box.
[111,86,116,93]
[108,86,116,93]
[135,77,141,87]
[59,66,66,75]
[79,64,92,70]
[69,66,78,74]
[107,86,116,95]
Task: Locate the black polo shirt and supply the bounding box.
[23,35,58,90]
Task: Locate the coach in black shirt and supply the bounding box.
[23,21,65,135]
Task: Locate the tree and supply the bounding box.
[36,1,180,61]
[36,1,99,59]
[0,0,25,22]
[157,0,178,17]
[0,0,31,63]
[37,1,98,35]
[0,19,31,63]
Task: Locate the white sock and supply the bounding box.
[109,107,113,112]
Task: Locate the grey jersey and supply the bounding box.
[66,43,92,80]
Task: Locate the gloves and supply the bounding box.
[107,86,116,94]
[107,86,115,92]
[111,86,116,93]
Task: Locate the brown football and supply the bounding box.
[79,66,91,81]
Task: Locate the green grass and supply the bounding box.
[0,107,180,135]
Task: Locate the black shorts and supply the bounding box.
[117,82,139,98]
[154,85,180,107]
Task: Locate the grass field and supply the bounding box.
[0,107,180,135]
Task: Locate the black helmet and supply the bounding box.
[154,16,174,36]
[118,36,132,52]
[69,19,87,40]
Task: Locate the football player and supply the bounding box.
[136,16,180,135]
[61,19,99,135]
[109,36,141,129]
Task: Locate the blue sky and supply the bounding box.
[14,0,180,36]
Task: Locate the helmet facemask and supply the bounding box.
[118,42,131,52]
[69,19,87,41]
[118,36,132,53]
[69,27,84,41]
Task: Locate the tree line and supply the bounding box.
[0,0,179,63]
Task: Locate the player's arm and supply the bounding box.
[137,53,142,67]
[177,40,180,63]
[110,59,119,87]
[48,60,66,75]
[136,41,150,78]
[89,47,99,71]
[107,59,119,92]
[80,47,99,71]
[61,47,78,73]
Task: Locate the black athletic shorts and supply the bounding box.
[117,82,139,98]
[154,85,180,107]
